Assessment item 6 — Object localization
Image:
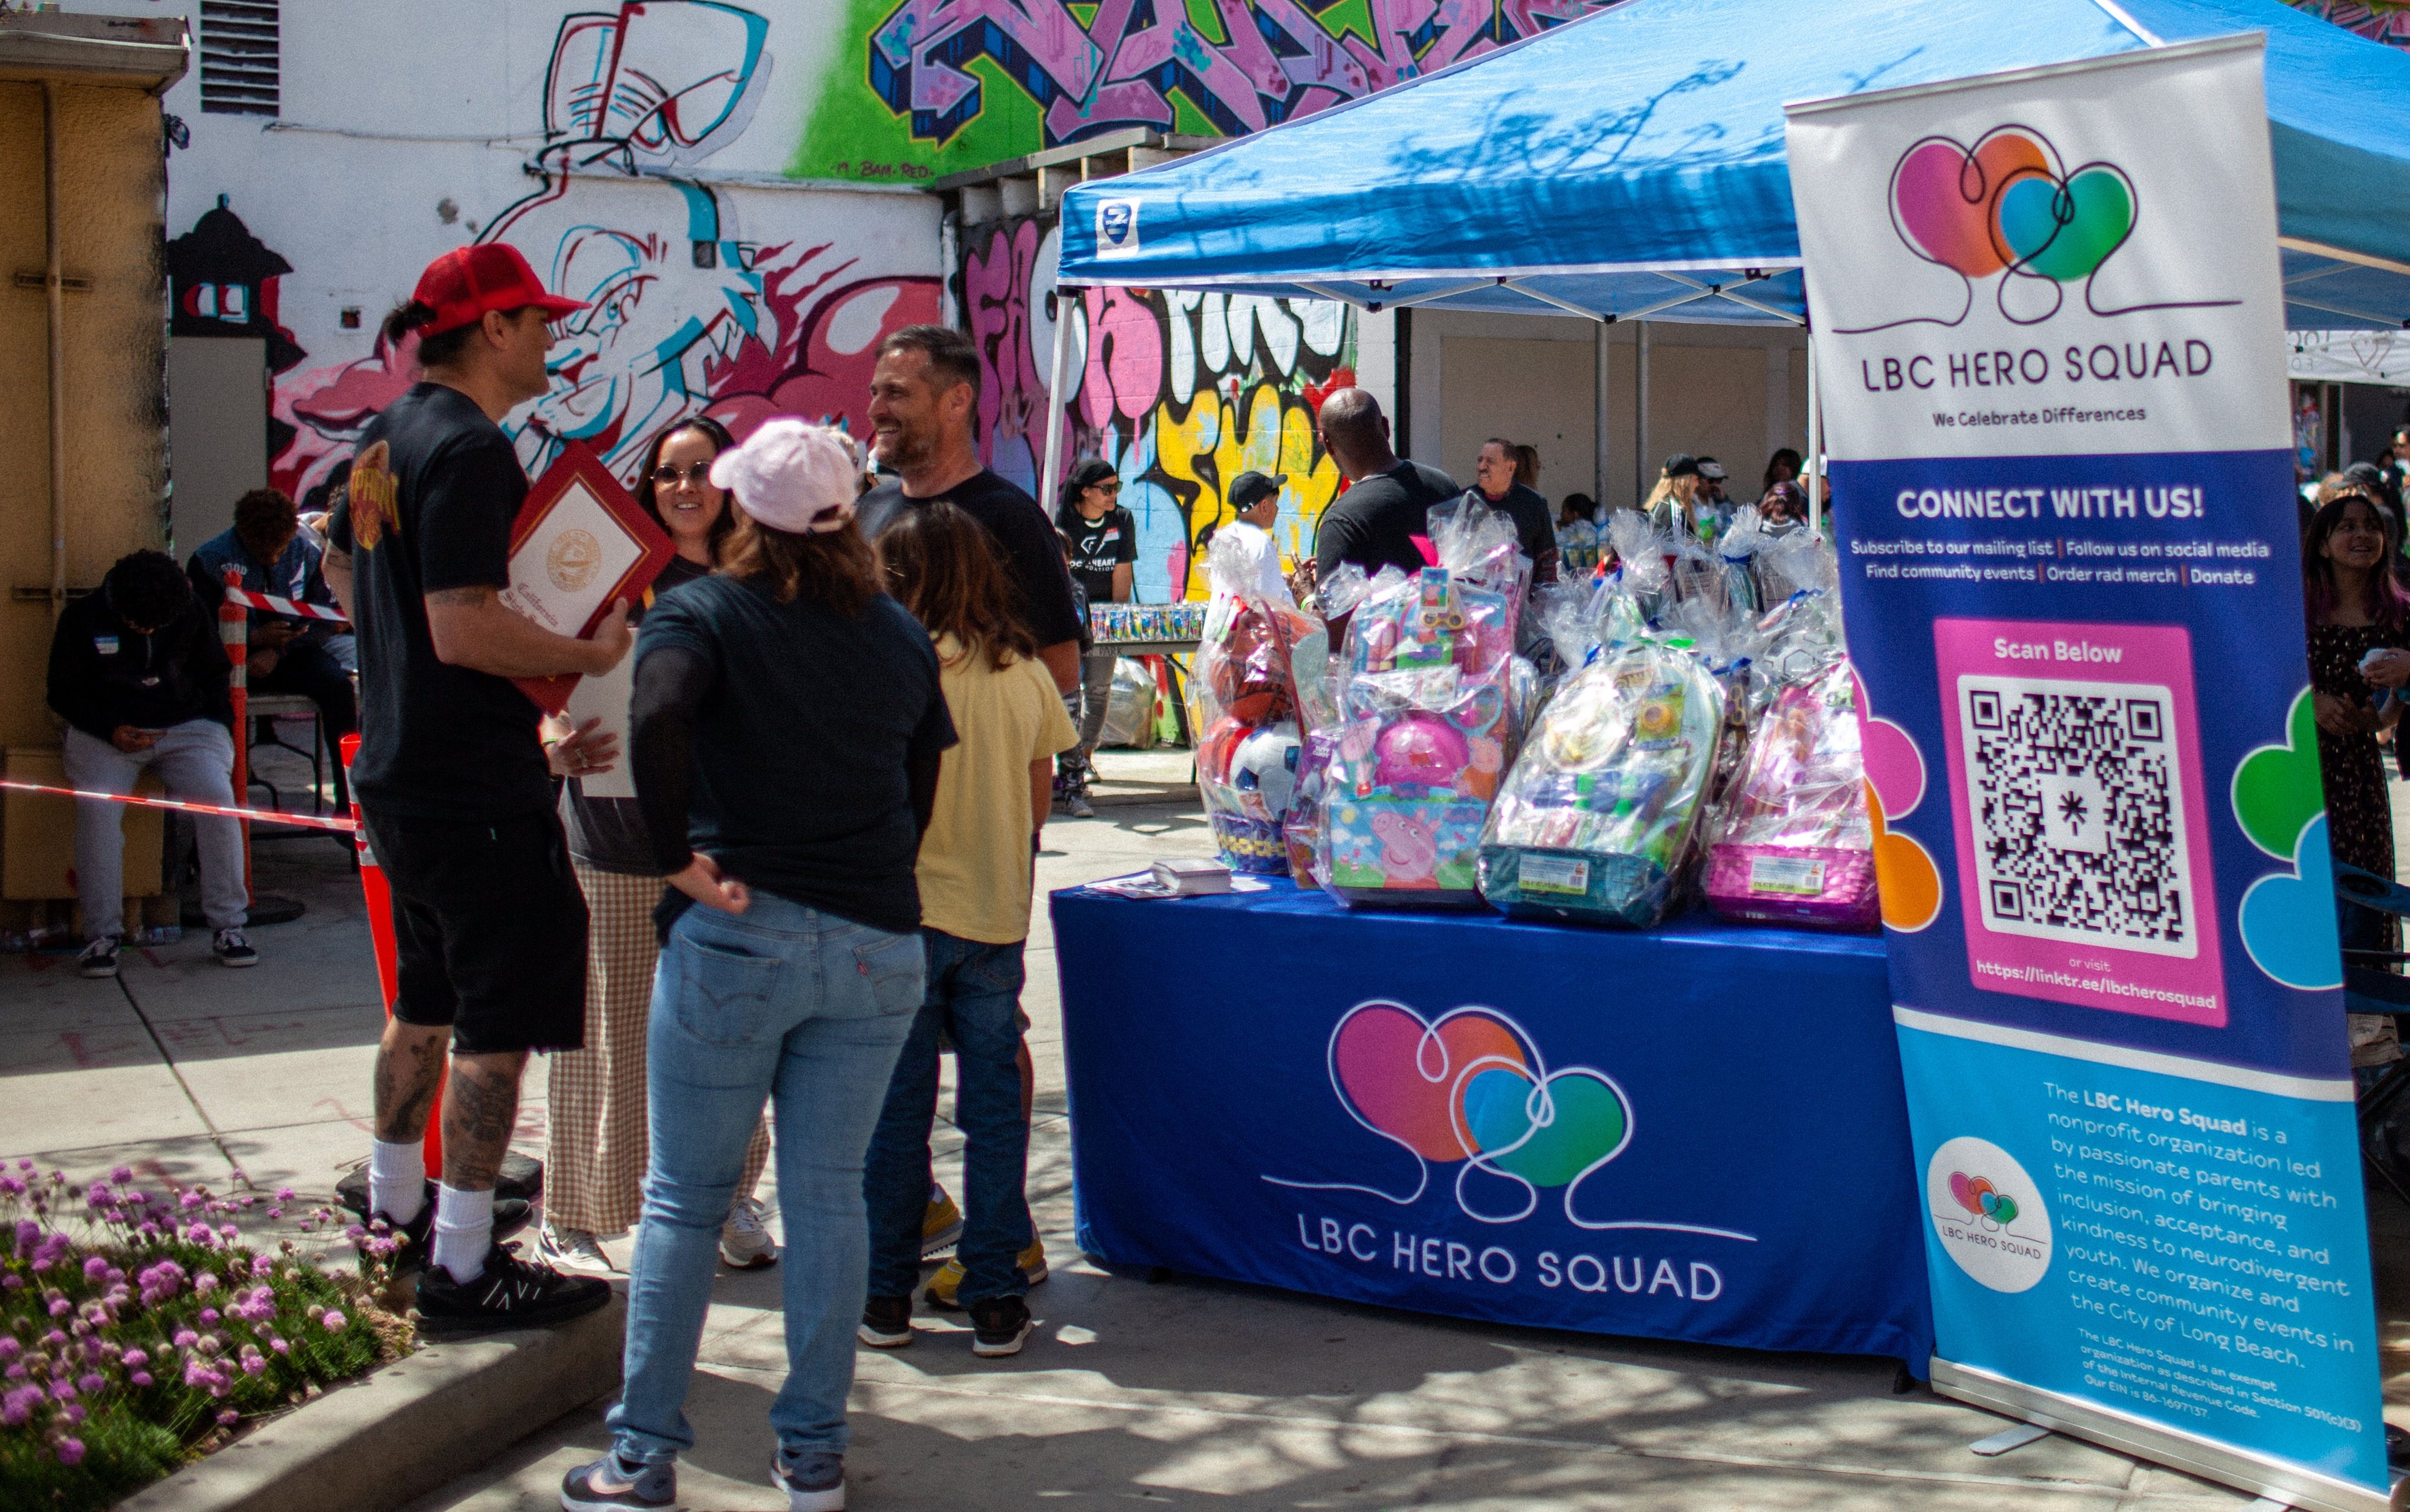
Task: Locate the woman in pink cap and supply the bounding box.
[562,420,956,1512]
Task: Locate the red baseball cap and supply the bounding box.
[411,243,586,337]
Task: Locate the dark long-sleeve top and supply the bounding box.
[47,589,233,743]
[187,527,338,637]
[629,573,955,937]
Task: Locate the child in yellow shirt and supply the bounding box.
[859,498,1078,1360]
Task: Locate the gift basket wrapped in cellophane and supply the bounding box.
[1476,569,1729,927]
[1701,543,1880,931]
[1189,532,1334,874]
[1313,501,1532,907]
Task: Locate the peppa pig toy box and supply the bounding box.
[1323,795,1490,905]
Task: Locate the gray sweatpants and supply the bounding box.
[63,721,247,941]
[1076,647,1117,752]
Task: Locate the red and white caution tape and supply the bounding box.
[222,586,349,625]
[0,778,358,833]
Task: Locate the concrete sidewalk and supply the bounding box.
[0,751,2337,1509]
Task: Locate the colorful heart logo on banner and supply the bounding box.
[1885,127,2136,292]
[1332,1003,1528,1162]
[2239,814,2346,992]
[1455,1064,1630,1189]
[1949,1171,2019,1226]
[2232,688,2327,860]
[1892,132,2051,278]
[1996,165,2136,282]
[1328,1003,1628,1188]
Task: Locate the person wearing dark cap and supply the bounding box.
[1211,469,1297,602]
[1644,453,1708,538]
[1052,458,1136,818]
[50,550,255,978]
[1471,438,1558,586]
[322,242,625,1332]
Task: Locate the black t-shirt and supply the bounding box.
[636,574,956,935]
[328,383,548,822]
[1313,460,1461,580]
[559,554,707,874]
[1056,502,1138,602]
[1476,481,1561,584]
[857,471,1085,648]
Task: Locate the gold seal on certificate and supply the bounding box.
[505,442,675,712]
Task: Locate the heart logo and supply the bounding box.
[1332,1003,1528,1161]
[1851,667,1926,819]
[2232,688,2327,860]
[1891,132,2051,279]
[1996,164,2135,282]
[1455,1065,1631,1188]
[2239,814,2345,992]
[1868,784,1944,932]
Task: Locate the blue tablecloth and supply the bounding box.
[1052,882,1936,1368]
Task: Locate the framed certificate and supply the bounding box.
[505,442,675,713]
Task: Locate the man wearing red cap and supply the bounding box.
[323,243,629,1330]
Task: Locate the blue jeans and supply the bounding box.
[607,894,922,1465]
[863,930,1033,1306]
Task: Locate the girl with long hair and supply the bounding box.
[2303,487,2410,1083]
[563,421,955,1512]
[539,415,777,1277]
[858,500,1077,1363]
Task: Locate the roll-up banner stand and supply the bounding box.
[1786,37,2394,1512]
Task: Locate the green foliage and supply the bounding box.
[0,1164,404,1512]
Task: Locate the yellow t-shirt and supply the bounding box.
[917,635,1081,944]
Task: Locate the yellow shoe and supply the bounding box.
[922,1185,963,1259]
[924,1236,1049,1311]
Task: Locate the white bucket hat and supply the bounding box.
[708,419,863,535]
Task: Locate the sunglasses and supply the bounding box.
[1086,478,1122,493]
[649,461,715,487]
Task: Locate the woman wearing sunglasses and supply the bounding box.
[1051,458,1135,818]
[537,414,778,1277]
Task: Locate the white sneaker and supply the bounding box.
[720,1196,780,1269]
[534,1223,617,1276]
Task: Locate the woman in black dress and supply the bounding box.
[2304,488,2408,1079]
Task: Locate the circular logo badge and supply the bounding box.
[546,528,602,594]
[1925,1136,2051,1293]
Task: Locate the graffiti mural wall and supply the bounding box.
[960,218,1354,602]
[107,0,943,524]
[795,0,1626,181]
[2286,1,2410,47]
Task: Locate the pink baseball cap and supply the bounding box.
[709,420,863,534]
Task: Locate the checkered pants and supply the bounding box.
[546,863,772,1234]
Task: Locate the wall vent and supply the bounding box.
[199,1,279,117]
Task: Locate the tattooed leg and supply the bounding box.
[439,1051,528,1192]
[373,1019,451,1143]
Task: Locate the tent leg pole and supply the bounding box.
[1594,321,1608,515]
[1636,320,1650,507]
[1040,288,1072,508]
[1807,329,1825,539]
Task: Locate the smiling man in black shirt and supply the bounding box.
[855,326,1083,695]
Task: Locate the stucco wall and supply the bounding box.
[0,78,168,749]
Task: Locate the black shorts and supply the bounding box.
[365,809,588,1056]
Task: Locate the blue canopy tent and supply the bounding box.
[1046,0,2410,518]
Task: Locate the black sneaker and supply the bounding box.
[414,1242,610,1332]
[213,928,258,967]
[360,1181,532,1272]
[858,1294,913,1349]
[77,937,120,979]
[967,1294,1033,1358]
[559,1451,674,1510]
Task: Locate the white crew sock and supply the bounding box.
[368,1139,426,1226]
[430,1184,495,1283]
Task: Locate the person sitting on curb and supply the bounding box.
[48,550,256,977]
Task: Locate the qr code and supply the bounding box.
[1958,675,2195,959]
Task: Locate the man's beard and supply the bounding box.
[878,423,934,472]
